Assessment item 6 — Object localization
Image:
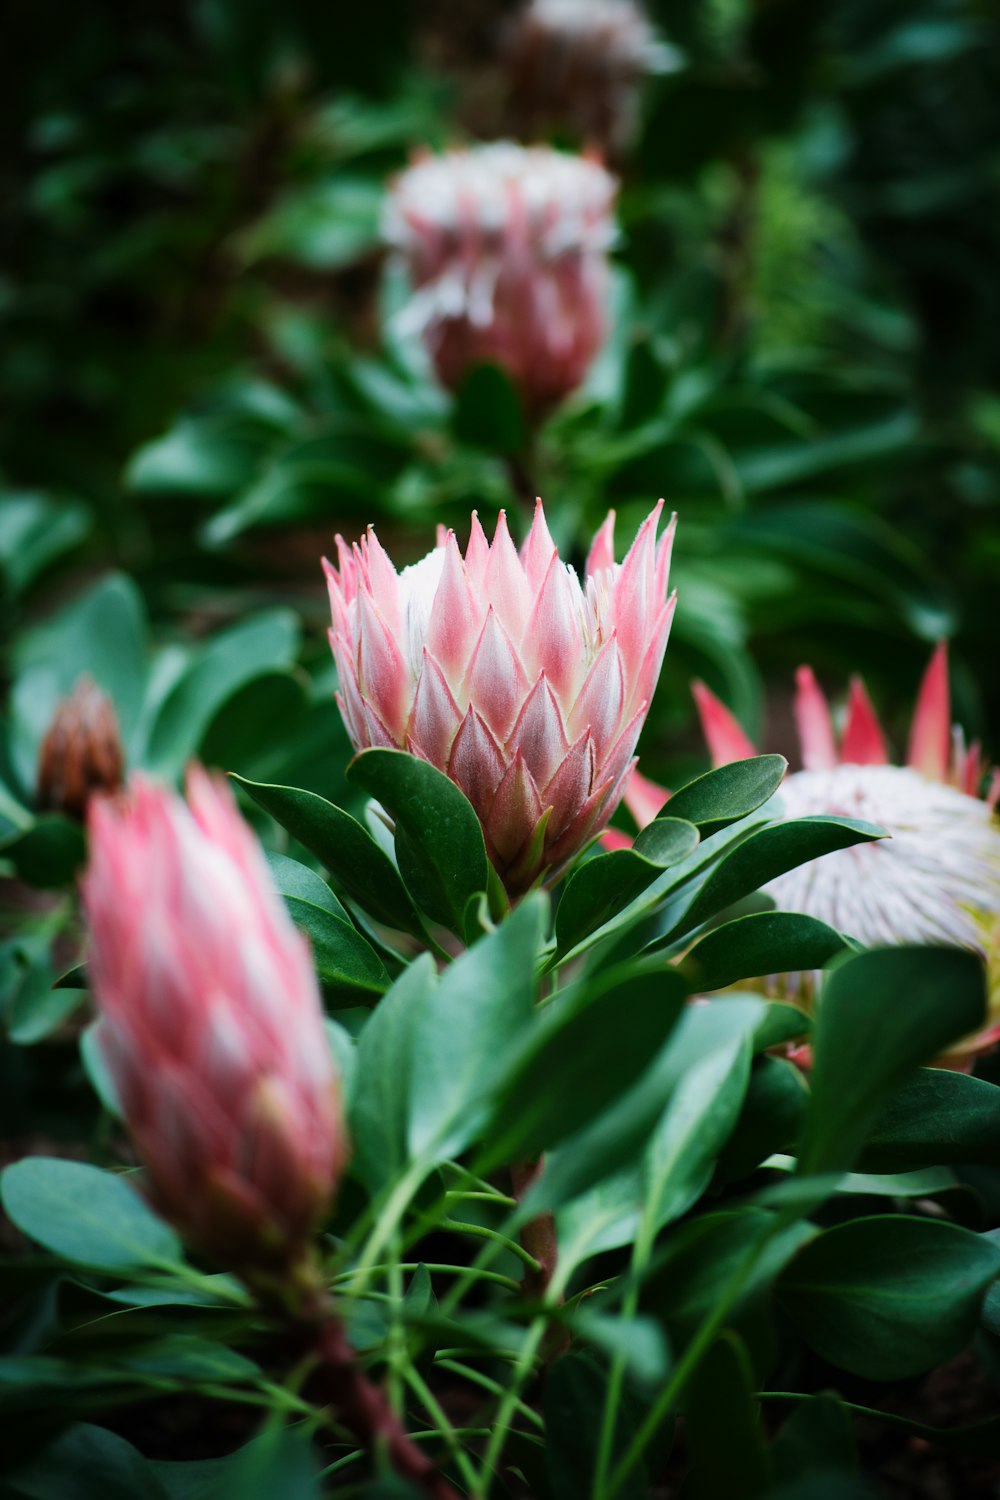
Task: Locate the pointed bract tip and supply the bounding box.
[907,641,952,783]
[793,665,838,772]
[691,680,758,768]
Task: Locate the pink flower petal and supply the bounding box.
[488,750,544,865]
[840,676,889,765]
[407,649,464,764]
[485,510,533,641]
[425,531,483,688]
[691,681,758,767]
[585,510,616,578]
[507,673,570,787]
[465,511,490,587]
[463,608,530,740]
[543,728,595,839]
[622,767,669,829]
[356,589,411,742]
[521,497,557,590]
[524,549,583,698]
[794,666,837,772]
[567,632,625,758]
[907,642,951,783]
[447,706,507,819]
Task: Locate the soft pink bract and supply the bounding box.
[325,500,676,896]
[383,143,617,414]
[82,768,346,1269]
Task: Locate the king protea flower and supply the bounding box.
[324,500,676,897]
[81,768,347,1271]
[684,647,1000,1064]
[505,0,674,156]
[383,143,616,415]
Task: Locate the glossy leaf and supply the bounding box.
[283,896,390,1002]
[685,1332,770,1499]
[778,1215,1000,1380]
[659,816,885,945]
[347,749,491,938]
[1,1158,183,1273]
[661,755,787,835]
[480,965,688,1170]
[799,947,987,1174]
[554,818,699,958]
[682,911,850,992]
[7,1423,170,1500]
[233,775,422,935]
[349,956,437,1191]
[859,1069,1000,1173]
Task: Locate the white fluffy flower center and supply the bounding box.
[767,763,1000,953]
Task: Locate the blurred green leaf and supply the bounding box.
[1,1158,182,1274]
[778,1216,1000,1380]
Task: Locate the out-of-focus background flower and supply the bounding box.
[3,0,1000,824]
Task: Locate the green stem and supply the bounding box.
[439,1217,542,1274]
[348,1158,430,1297]
[330,1262,523,1295]
[473,1316,550,1497]
[405,1366,481,1491]
[435,1359,545,1430]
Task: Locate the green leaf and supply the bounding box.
[554,819,700,958]
[0,815,86,888]
[0,491,90,598]
[660,755,787,835]
[233,776,421,936]
[8,1423,170,1500]
[347,749,490,938]
[284,896,390,1003]
[453,363,526,455]
[642,1207,815,1344]
[642,1013,754,1232]
[771,1394,858,1485]
[685,1332,770,1499]
[407,895,545,1161]
[0,1158,183,1273]
[778,1215,1000,1380]
[715,1056,809,1185]
[659,817,885,945]
[480,965,688,1170]
[571,1312,671,1390]
[125,415,272,499]
[858,1069,1000,1172]
[799,947,987,1174]
[350,957,436,1190]
[682,911,850,992]
[142,610,299,774]
[265,851,350,922]
[545,1352,650,1500]
[9,981,87,1045]
[198,1422,321,1500]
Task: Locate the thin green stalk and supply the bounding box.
[405,1366,481,1491]
[330,1263,522,1295]
[435,1359,545,1430]
[472,1316,549,1497]
[598,1229,777,1500]
[348,1158,430,1296]
[439,1217,542,1274]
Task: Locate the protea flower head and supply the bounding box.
[505,0,674,156]
[81,768,347,1272]
[686,646,1000,1064]
[383,143,616,415]
[37,674,124,822]
[324,500,676,897]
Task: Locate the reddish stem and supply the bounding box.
[511,1158,559,1302]
[305,1313,460,1499]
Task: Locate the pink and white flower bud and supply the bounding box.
[325,500,676,897]
[505,0,675,157]
[383,144,617,415]
[81,769,346,1271]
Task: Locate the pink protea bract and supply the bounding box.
[324,500,676,897]
[383,143,617,415]
[81,768,347,1271]
[683,647,1000,1065]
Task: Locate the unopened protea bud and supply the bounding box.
[37,675,124,821]
[505,0,674,157]
[325,499,675,896]
[81,768,346,1272]
[383,143,617,415]
[687,646,1000,1065]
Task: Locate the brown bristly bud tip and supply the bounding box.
[36,675,125,822]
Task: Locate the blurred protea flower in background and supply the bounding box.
[37,674,124,821]
[82,768,347,1274]
[383,143,616,416]
[504,0,677,157]
[325,499,675,896]
[686,646,1000,1064]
